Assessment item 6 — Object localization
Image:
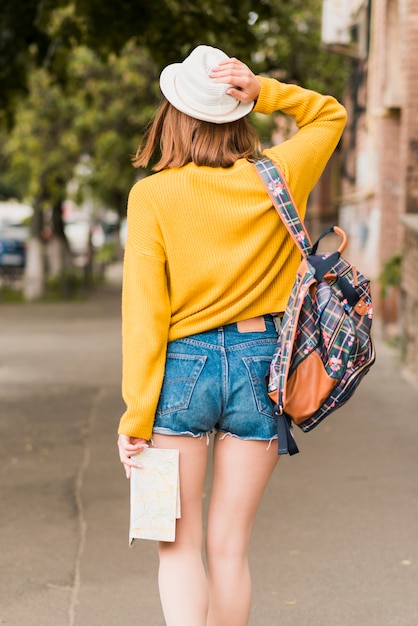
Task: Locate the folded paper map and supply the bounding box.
[129,448,180,544]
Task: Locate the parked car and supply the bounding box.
[0,223,28,273]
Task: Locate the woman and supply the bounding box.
[118,45,346,626]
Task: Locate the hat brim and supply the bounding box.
[160,63,254,124]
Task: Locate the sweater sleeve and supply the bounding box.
[118,185,171,440]
[253,76,347,211]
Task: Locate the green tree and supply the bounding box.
[2,64,81,297]
[1,42,161,298]
[0,0,263,124]
[69,43,159,217]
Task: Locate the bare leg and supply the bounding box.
[152,433,209,626]
[206,435,279,626]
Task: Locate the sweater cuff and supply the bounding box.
[253,76,284,116]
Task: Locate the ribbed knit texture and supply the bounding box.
[119,77,347,439]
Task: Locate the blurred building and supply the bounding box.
[322,0,418,379]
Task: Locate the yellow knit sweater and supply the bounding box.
[118,76,347,439]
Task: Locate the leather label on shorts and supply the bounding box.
[237,317,266,333]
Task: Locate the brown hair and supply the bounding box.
[133,99,261,170]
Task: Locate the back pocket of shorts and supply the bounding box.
[156,353,207,416]
[243,356,274,418]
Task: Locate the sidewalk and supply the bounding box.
[0,268,417,626]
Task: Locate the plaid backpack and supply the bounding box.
[254,158,375,455]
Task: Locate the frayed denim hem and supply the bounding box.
[217,432,278,450]
[152,428,211,445]
[151,429,278,450]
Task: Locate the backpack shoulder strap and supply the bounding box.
[253,157,312,257]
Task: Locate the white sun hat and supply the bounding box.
[159,45,254,124]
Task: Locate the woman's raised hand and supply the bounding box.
[209,58,261,103]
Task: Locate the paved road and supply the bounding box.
[1,268,417,626]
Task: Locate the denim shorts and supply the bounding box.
[153,315,279,441]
